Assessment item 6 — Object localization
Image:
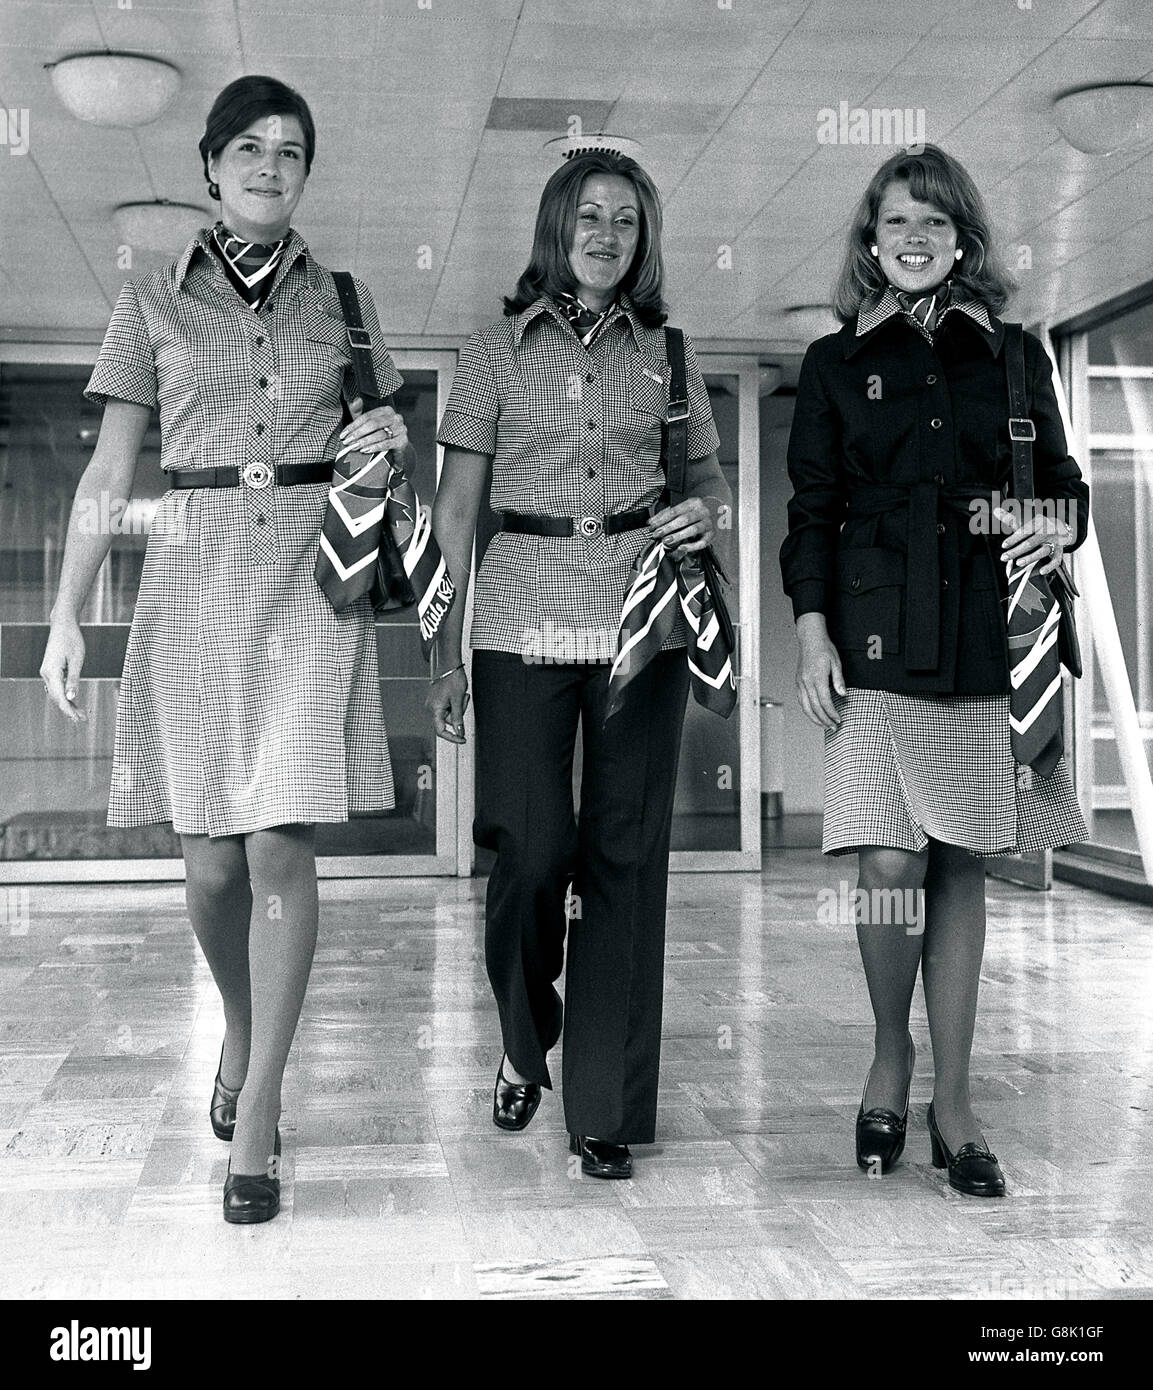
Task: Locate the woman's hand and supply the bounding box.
[339,399,409,461]
[795,613,845,730]
[995,506,1073,577]
[40,616,87,722]
[646,497,715,561]
[427,667,469,744]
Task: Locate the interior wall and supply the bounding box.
[758,388,824,816]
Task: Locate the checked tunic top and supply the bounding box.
[437,295,720,659]
[86,226,401,836]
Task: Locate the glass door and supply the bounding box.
[668,359,761,871]
[0,349,462,882]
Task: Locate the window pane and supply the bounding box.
[0,362,446,865]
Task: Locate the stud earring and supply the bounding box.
[870,245,878,257]
[208,180,220,200]
[954,248,963,260]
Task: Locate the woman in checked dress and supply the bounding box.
[780,145,1089,1197]
[40,76,407,1224]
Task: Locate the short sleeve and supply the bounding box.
[437,330,499,457]
[84,279,158,410]
[683,334,720,461]
[352,277,403,400]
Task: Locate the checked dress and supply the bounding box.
[86,226,398,837]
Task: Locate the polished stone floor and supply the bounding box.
[1,851,1150,1300]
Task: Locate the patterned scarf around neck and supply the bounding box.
[556,290,616,348]
[892,277,952,335]
[211,222,287,309]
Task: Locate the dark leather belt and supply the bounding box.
[170,461,335,491]
[845,482,996,672]
[501,505,654,539]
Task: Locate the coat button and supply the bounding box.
[933,473,945,484]
[926,374,937,384]
[587,420,597,429]
[586,373,595,384]
[936,522,946,535]
[587,467,596,478]
[930,417,943,429]
[258,376,268,388]
[941,578,949,588]
[850,576,861,590]
[255,423,265,434]
[256,337,265,347]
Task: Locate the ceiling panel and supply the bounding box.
[1,0,1152,345]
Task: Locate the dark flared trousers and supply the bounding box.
[471,648,689,1144]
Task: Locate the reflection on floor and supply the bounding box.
[1,853,1151,1300]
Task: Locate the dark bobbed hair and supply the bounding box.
[831,143,1016,323]
[198,75,316,197]
[503,150,667,326]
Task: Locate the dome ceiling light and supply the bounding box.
[1053,83,1153,155]
[46,52,181,128]
[782,304,840,343]
[113,201,209,254]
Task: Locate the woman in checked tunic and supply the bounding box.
[780,146,1089,1197]
[40,77,406,1224]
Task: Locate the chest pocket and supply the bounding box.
[831,546,904,657]
[627,357,670,420]
[296,303,351,407]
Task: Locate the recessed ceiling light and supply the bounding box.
[1053,84,1153,155]
[46,52,181,128]
[544,133,644,161]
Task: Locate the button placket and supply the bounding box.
[245,324,279,565]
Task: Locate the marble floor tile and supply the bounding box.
[1,863,1149,1300]
[474,1255,670,1300]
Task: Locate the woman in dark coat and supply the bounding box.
[780,145,1089,1197]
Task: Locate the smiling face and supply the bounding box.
[567,173,641,311]
[208,114,308,243]
[873,179,959,294]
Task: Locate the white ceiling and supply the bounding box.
[2,0,1152,349]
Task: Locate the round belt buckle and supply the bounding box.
[242,461,273,490]
[578,516,602,538]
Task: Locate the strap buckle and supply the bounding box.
[1008,417,1036,443]
[347,327,373,350]
[667,399,690,423]
[578,516,603,538]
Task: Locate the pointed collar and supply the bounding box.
[175,224,311,290]
[513,293,646,350]
[843,284,1002,359]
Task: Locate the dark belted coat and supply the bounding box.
[779,308,1090,695]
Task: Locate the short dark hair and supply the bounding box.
[832,143,1016,323]
[503,151,667,326]
[198,75,316,195]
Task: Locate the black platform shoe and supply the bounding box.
[223,1129,282,1225]
[209,1044,243,1142]
[569,1133,632,1180]
[856,1036,915,1175]
[492,1055,542,1132]
[927,1103,1006,1198]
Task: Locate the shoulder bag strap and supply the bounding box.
[662,325,690,505]
[331,271,382,411]
[1004,321,1035,504]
